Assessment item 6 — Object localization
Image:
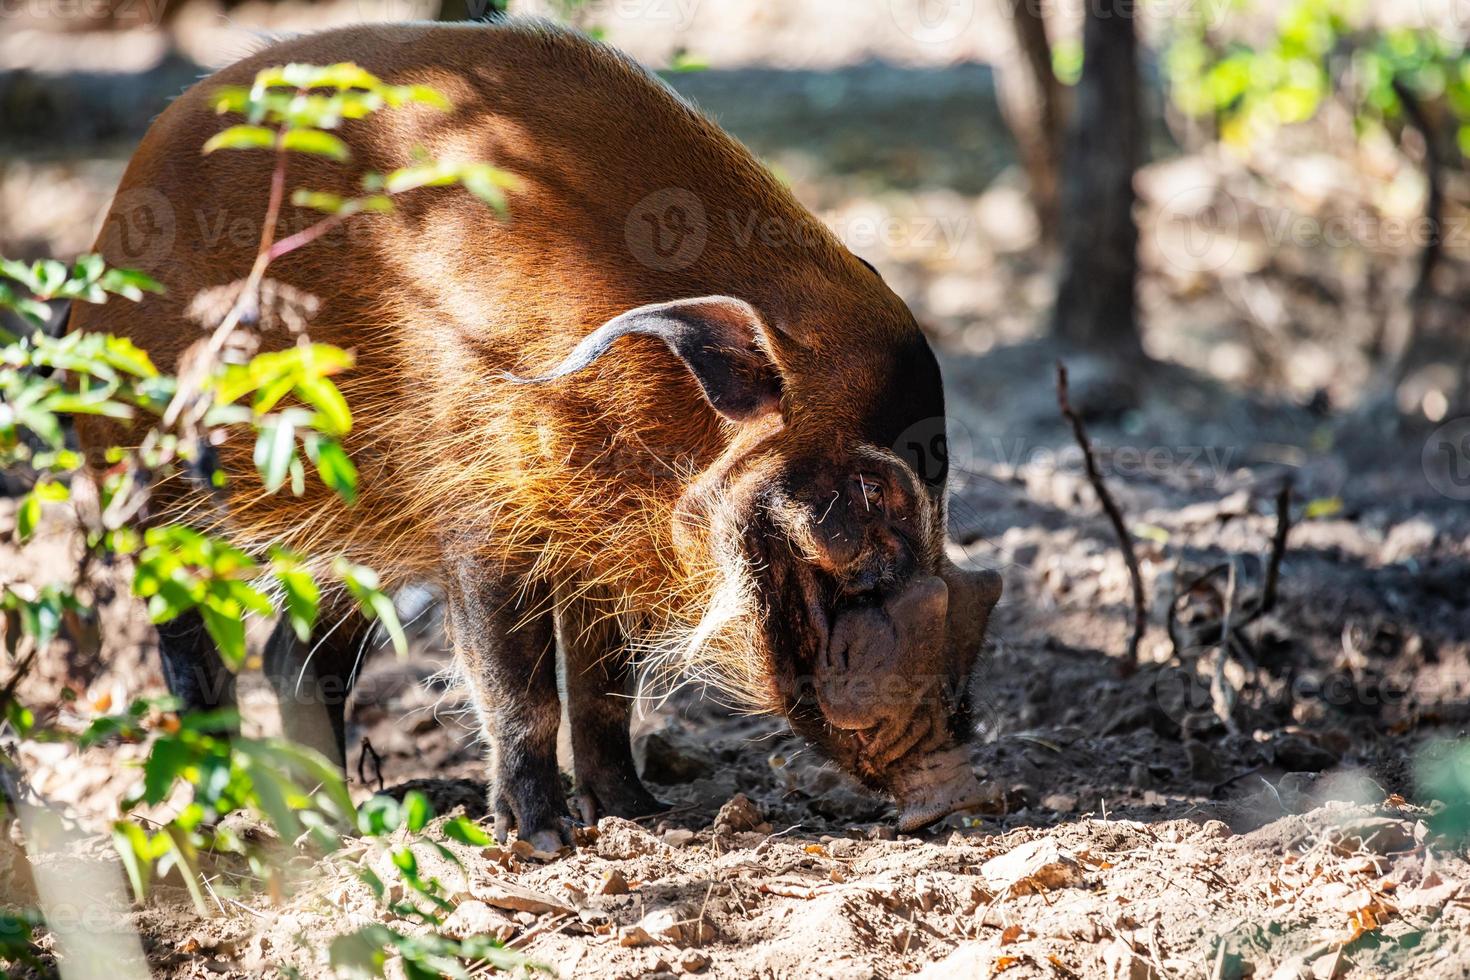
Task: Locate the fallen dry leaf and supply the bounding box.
[981,839,1084,896]
[472,880,574,916]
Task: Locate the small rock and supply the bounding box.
[1329,816,1414,855]
[640,731,715,783]
[1185,741,1224,783]
[663,828,696,848]
[981,838,1084,896]
[596,817,665,860]
[618,925,656,947]
[713,793,763,834]
[680,951,711,972]
[439,900,507,939]
[598,869,630,896]
[1042,793,1078,813]
[1272,735,1339,773]
[627,904,712,947]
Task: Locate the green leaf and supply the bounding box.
[15,492,41,541]
[276,564,318,643]
[332,559,404,654]
[1304,496,1342,519]
[162,826,211,915]
[281,128,350,161]
[291,190,347,214]
[305,435,358,504]
[100,335,160,377]
[141,735,193,805]
[403,790,433,833]
[203,125,278,154]
[357,795,402,837]
[442,816,493,847]
[112,822,154,904]
[254,416,297,493]
[329,925,394,980]
[199,601,247,670]
[295,375,352,435]
[384,162,460,194]
[97,267,164,302]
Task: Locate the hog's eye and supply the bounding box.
[852,472,885,512]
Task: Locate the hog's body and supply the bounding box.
[73,21,999,844]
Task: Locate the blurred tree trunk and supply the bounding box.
[437,0,506,21]
[997,0,1066,244]
[1050,1,1142,354]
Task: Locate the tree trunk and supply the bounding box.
[437,0,506,21]
[1050,1,1142,353]
[997,0,1066,244]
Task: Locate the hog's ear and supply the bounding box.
[506,296,782,422]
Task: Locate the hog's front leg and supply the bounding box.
[445,557,569,851]
[559,600,666,823]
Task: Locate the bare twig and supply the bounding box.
[1056,362,1145,673]
[357,736,384,792]
[1209,559,1241,735]
[1261,476,1293,614]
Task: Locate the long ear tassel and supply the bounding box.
[501,296,781,422]
[500,309,656,385]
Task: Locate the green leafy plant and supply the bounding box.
[0,60,525,976]
[1166,0,1470,151]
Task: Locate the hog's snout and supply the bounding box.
[891,745,987,831]
[817,574,950,763]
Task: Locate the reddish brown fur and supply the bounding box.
[80,24,912,639]
[74,22,997,817]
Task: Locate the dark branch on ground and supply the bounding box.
[1055,361,1146,674]
[1261,476,1293,615]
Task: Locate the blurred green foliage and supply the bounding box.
[1166,0,1470,152]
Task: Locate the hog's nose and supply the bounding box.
[818,575,950,736]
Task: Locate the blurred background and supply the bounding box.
[4,0,1468,422]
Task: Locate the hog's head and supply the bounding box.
[516,291,1001,830]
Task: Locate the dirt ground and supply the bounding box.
[6,3,1470,979]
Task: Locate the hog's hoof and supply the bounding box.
[572,778,668,826]
[891,745,986,832]
[492,790,575,854]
